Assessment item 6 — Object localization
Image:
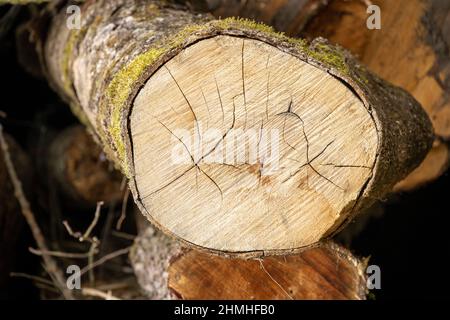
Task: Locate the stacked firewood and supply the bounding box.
[0,0,448,300]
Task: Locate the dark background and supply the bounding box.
[1,4,449,300]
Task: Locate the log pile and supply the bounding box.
[0,0,448,301]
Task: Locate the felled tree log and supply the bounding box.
[42,0,433,256]
[131,223,367,300]
[0,133,32,292]
[303,0,450,191]
[47,125,123,207]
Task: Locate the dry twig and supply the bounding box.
[81,287,121,300]
[29,247,92,259]
[62,201,104,285]
[80,247,131,277]
[116,188,130,230]
[0,124,74,299]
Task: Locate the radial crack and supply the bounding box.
[165,65,201,142]
[276,101,344,190]
[214,75,225,124]
[241,39,248,129]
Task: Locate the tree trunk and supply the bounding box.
[42,0,433,256]
[302,0,450,191]
[47,125,124,207]
[131,222,368,300]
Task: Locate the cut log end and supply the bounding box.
[131,35,378,253]
[41,1,433,256]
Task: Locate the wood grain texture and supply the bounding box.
[168,242,367,300]
[132,35,377,252]
[303,0,450,190]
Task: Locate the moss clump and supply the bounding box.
[307,42,350,75]
[105,48,166,175]
[213,17,279,35]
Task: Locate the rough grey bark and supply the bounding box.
[40,0,433,255]
[130,219,182,300]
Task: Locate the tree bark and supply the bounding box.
[302,0,450,191]
[41,0,433,256]
[130,221,182,300]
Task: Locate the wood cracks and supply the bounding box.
[42,0,433,256]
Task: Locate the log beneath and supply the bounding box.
[302,0,450,191]
[47,125,124,207]
[43,0,433,256]
[130,223,367,300]
[169,243,367,300]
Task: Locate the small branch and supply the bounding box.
[62,220,80,239]
[82,201,103,241]
[111,230,136,241]
[0,124,73,300]
[29,247,93,259]
[10,272,55,287]
[87,238,99,285]
[116,188,130,230]
[62,206,102,285]
[81,288,121,300]
[80,247,131,277]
